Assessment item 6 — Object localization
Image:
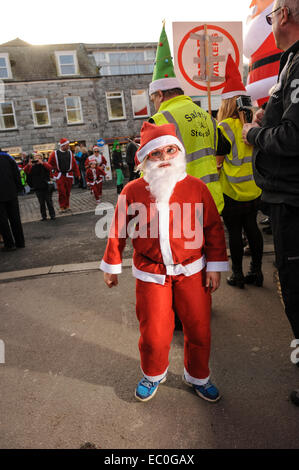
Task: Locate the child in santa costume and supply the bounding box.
[48,138,80,212]
[85,146,107,170]
[86,157,106,204]
[101,121,228,403]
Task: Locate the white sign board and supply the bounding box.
[2,146,22,155]
[101,144,112,181]
[173,22,243,97]
[33,143,56,152]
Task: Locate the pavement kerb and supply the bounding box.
[0,246,275,283]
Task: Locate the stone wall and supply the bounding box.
[0,73,155,154]
[0,78,102,153]
[94,74,155,140]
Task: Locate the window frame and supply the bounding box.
[106,91,126,121]
[0,53,12,79]
[0,101,17,130]
[55,51,79,76]
[64,96,84,125]
[31,98,51,128]
[131,89,150,119]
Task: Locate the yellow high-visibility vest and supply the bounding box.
[218,118,262,202]
[151,95,224,214]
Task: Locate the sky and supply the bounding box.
[2,0,254,47]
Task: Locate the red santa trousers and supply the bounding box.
[135,270,211,383]
[91,182,103,201]
[56,175,73,209]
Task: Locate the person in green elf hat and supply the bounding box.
[149,22,231,216]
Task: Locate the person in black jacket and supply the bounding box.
[0,149,25,251]
[242,0,299,405]
[126,136,139,181]
[24,153,56,221]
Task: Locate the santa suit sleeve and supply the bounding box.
[23,163,32,174]
[100,188,130,274]
[97,167,107,177]
[85,168,93,184]
[48,151,59,178]
[201,184,229,272]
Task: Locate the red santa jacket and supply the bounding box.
[48,150,80,180]
[100,174,228,285]
[86,166,106,185]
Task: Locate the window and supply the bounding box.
[0,102,17,130]
[106,91,126,120]
[93,49,155,76]
[131,90,150,118]
[64,96,83,124]
[55,51,78,76]
[0,54,12,79]
[31,99,50,127]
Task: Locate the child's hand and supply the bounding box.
[104,273,118,288]
[206,272,221,293]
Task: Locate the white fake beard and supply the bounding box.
[143,150,186,203]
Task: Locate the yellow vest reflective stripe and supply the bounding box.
[218,118,262,201]
[152,97,224,213]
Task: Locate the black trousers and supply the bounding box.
[270,203,299,339]
[0,198,25,248]
[222,195,263,273]
[35,188,55,219]
[117,184,123,195]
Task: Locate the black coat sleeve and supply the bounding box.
[216,127,231,155]
[10,158,23,192]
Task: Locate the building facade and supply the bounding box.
[0,38,156,157]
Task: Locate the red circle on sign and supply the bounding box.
[177,24,240,92]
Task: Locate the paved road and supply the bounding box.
[18,183,118,223]
[1,184,298,450]
[0,254,298,449]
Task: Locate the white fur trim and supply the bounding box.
[166,256,206,276]
[157,202,174,267]
[184,368,210,386]
[132,263,166,285]
[137,135,183,163]
[246,75,278,102]
[221,90,247,99]
[59,140,69,147]
[206,261,229,272]
[149,77,182,95]
[244,4,273,58]
[100,259,122,274]
[142,367,168,383]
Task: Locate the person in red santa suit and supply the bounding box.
[86,157,106,204]
[101,121,229,403]
[48,138,80,213]
[85,146,107,172]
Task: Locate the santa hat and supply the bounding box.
[135,121,183,166]
[59,138,69,147]
[88,156,97,165]
[149,22,181,96]
[222,54,247,100]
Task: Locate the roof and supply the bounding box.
[1,38,30,47]
[0,41,100,81]
[85,42,156,51]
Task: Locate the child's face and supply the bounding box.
[90,163,96,169]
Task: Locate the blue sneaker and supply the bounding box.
[183,375,221,403]
[135,376,166,402]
